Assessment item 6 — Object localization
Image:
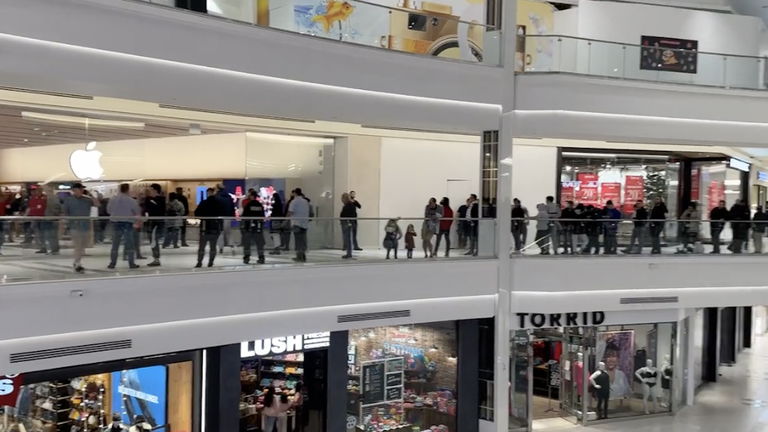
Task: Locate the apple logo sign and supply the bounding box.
[69,141,104,180]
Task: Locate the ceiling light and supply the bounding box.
[246,131,334,144]
[21,111,146,129]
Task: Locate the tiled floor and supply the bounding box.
[535,334,768,432]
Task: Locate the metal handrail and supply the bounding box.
[525,34,767,61]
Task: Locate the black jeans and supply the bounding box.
[351,219,360,249]
[650,222,665,253]
[596,394,609,419]
[341,222,353,256]
[603,232,617,254]
[711,226,723,253]
[511,225,524,252]
[628,226,645,253]
[148,220,165,260]
[584,234,600,254]
[198,232,220,264]
[294,226,308,261]
[242,229,265,259]
[434,229,451,256]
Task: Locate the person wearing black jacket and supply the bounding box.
[215,184,236,253]
[194,188,222,267]
[649,197,668,254]
[728,199,750,254]
[582,205,601,255]
[752,205,767,254]
[241,190,266,264]
[465,194,480,256]
[144,183,166,267]
[624,200,648,254]
[709,200,729,254]
[175,187,190,247]
[511,198,527,253]
[340,192,357,259]
[350,190,362,251]
[560,201,578,254]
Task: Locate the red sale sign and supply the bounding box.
[0,374,23,407]
[623,176,645,213]
[708,181,725,212]
[576,173,600,207]
[691,169,700,201]
[560,182,577,206]
[600,183,622,207]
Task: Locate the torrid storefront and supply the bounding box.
[205,320,487,432]
[509,309,692,431]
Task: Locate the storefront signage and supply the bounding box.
[600,182,621,207]
[361,357,405,407]
[0,374,23,407]
[758,171,768,183]
[240,332,331,358]
[516,311,605,329]
[729,158,751,173]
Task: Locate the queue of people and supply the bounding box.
[513,195,768,256]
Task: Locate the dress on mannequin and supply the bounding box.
[590,362,611,420]
[635,359,659,414]
[573,356,584,396]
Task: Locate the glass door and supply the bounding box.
[559,327,589,425]
[510,330,532,431]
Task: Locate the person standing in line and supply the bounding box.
[679,201,701,253]
[43,186,62,255]
[422,197,442,258]
[457,199,469,249]
[624,200,648,254]
[573,203,587,253]
[28,187,47,253]
[534,203,551,255]
[63,183,93,273]
[752,205,767,254]
[602,200,622,255]
[404,224,417,259]
[288,188,310,263]
[709,199,729,254]
[350,190,362,251]
[649,197,668,255]
[583,205,601,255]
[560,200,577,254]
[163,192,185,249]
[283,189,296,251]
[465,194,480,256]
[545,196,561,255]
[0,190,9,254]
[144,184,166,267]
[511,198,527,254]
[241,189,266,264]
[434,197,453,257]
[729,199,750,254]
[175,187,190,247]
[194,188,222,268]
[107,183,141,270]
[383,218,402,259]
[340,192,357,259]
[215,184,235,254]
[269,192,286,255]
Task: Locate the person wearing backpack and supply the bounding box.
[241,189,266,264]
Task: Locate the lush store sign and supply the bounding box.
[240,332,330,358]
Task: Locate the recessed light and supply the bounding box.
[33,127,40,131]
[23,139,28,143]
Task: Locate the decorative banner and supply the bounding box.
[691,169,700,201]
[640,36,698,74]
[600,183,622,207]
[0,374,23,408]
[576,173,600,207]
[623,176,645,213]
[560,181,577,206]
[708,181,725,212]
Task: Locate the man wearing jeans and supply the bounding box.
[288,188,310,263]
[144,184,166,267]
[709,200,728,254]
[350,190,362,251]
[107,183,141,269]
[340,193,356,259]
[63,183,93,273]
[624,200,648,254]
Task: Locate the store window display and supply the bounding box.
[348,323,457,432]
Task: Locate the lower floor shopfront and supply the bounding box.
[508,309,690,431]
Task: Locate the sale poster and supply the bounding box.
[601,183,622,207]
[560,181,577,206]
[691,169,700,201]
[707,181,725,212]
[623,176,645,213]
[576,173,600,207]
[0,374,23,408]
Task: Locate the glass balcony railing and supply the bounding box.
[140,0,502,65]
[510,217,767,257]
[0,216,496,284]
[522,35,767,90]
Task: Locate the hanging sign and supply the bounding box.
[0,374,23,407]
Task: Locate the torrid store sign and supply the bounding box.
[0,374,23,407]
[516,311,606,329]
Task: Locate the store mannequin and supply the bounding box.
[661,355,673,408]
[635,359,659,414]
[105,414,126,432]
[589,362,611,420]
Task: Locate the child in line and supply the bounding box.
[383,218,403,259]
[404,224,417,259]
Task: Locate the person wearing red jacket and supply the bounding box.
[434,197,454,257]
[27,187,47,253]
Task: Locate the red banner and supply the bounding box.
[560,182,577,206]
[0,374,23,407]
[691,169,700,201]
[623,176,645,213]
[576,173,600,206]
[708,181,725,212]
[601,183,622,207]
